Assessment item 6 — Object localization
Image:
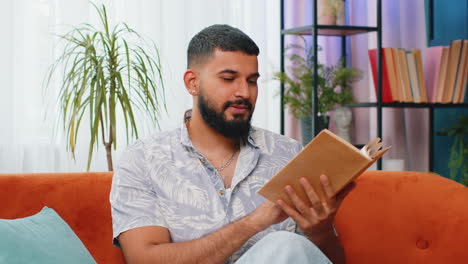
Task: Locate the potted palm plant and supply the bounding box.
[274,42,361,144]
[44,3,165,171]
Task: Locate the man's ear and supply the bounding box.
[183,69,199,96]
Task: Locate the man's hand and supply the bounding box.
[245,200,289,233]
[276,174,355,264]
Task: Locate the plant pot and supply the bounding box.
[301,115,329,145]
[335,1,345,25]
[333,106,352,142]
[317,0,336,25]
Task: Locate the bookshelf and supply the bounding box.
[281,25,378,36]
[279,0,384,169]
[348,102,468,171]
[279,0,467,172]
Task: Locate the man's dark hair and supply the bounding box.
[187,24,259,68]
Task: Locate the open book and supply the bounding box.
[257,129,391,207]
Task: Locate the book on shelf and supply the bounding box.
[368,49,394,102]
[424,40,467,104]
[453,40,468,103]
[392,48,407,102]
[406,50,422,103]
[423,46,444,103]
[413,49,428,103]
[436,47,450,103]
[398,49,414,102]
[384,48,400,101]
[442,40,463,103]
[257,129,391,206]
[459,41,468,103]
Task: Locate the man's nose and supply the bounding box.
[234,80,251,98]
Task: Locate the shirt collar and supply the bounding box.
[179,109,259,149]
[180,110,194,148]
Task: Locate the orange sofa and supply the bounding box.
[1,171,467,263]
[0,172,125,264]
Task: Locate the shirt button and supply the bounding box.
[200,158,206,164]
[218,189,225,196]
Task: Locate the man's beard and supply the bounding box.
[198,90,253,140]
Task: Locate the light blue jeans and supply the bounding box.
[236,231,332,263]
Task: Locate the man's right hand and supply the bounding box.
[245,200,289,232]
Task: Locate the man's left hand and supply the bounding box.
[276,174,355,244]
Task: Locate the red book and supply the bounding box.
[368,49,394,103]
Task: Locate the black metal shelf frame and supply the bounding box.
[348,103,468,108]
[282,25,379,36]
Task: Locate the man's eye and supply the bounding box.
[222,77,234,81]
[248,80,258,84]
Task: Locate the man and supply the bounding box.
[110,24,353,264]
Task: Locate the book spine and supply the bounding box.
[459,60,468,103]
[453,40,468,103]
[414,49,428,103]
[406,51,421,103]
[368,49,393,103]
[442,40,463,103]
[399,49,414,102]
[384,48,399,101]
[393,48,407,102]
[436,47,450,103]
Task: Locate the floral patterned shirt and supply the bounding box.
[110,111,303,263]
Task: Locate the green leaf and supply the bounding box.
[273,39,361,119]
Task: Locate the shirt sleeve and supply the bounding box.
[110,140,168,247]
[293,141,304,155]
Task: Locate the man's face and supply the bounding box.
[196,49,259,139]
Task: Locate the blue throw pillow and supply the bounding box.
[0,207,96,264]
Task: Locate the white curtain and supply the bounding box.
[0,0,282,172]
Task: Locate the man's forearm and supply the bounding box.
[136,216,260,264]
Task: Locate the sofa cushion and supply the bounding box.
[0,207,96,264]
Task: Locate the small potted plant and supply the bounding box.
[318,0,345,25]
[326,61,362,142]
[274,42,361,144]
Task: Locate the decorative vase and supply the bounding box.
[301,115,330,145]
[333,106,353,142]
[317,0,336,25]
[335,1,345,25]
